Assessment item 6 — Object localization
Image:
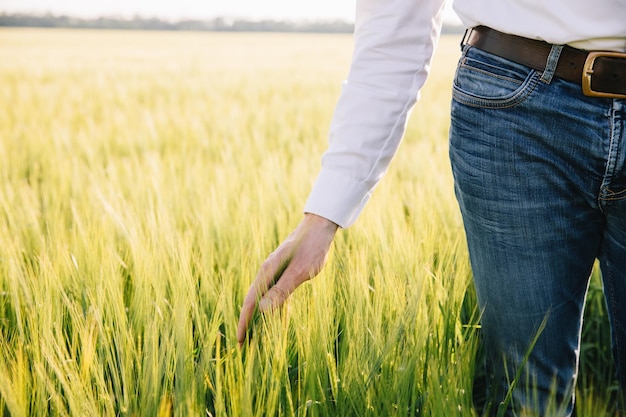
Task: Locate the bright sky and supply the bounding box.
[0,0,460,23]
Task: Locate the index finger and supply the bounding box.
[237,254,289,345]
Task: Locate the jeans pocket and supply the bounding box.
[452,47,539,109]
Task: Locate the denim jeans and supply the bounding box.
[449,44,626,416]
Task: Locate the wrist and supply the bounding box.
[303,212,339,232]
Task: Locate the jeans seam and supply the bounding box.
[452,73,539,109]
[459,62,524,86]
[604,245,626,387]
[599,102,625,205]
[599,187,626,201]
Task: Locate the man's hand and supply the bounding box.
[237,213,339,345]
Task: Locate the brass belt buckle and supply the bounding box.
[582,51,626,99]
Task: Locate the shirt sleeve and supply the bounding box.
[303,0,446,228]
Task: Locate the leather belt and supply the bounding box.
[465,26,626,99]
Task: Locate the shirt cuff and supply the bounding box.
[303,168,372,228]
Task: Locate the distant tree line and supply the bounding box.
[0,13,354,33]
[0,13,464,34]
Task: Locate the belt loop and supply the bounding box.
[460,28,471,50]
[540,45,564,84]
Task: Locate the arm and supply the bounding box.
[237,0,446,346]
[305,0,446,227]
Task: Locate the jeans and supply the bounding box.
[449,44,626,416]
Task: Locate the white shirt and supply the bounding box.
[455,0,626,51]
[303,0,626,228]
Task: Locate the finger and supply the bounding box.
[237,252,291,345]
[236,279,269,345]
[258,257,316,312]
[258,284,290,312]
[237,290,258,345]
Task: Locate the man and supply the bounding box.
[237,0,626,415]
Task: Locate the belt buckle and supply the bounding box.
[582,51,626,99]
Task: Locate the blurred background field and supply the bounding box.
[0,28,617,416]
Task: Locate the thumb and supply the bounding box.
[258,285,290,313]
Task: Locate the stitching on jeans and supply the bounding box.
[452,72,540,109]
[599,103,625,203]
[599,187,626,201]
[604,245,626,387]
[459,61,525,86]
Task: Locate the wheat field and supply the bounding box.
[0,28,619,416]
